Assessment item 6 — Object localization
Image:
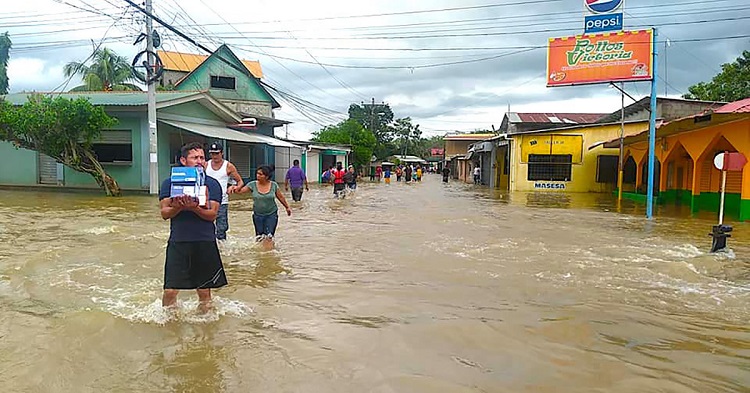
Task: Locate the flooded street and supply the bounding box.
[0,176,748,392]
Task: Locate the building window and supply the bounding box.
[210,75,235,90]
[93,130,132,164]
[527,154,572,181]
[596,155,619,184]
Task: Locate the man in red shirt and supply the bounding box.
[330,162,347,197]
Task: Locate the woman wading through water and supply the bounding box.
[230,165,291,250]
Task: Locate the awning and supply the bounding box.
[160,119,299,148]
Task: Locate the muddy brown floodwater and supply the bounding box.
[0,175,748,392]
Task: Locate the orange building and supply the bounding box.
[443,133,496,182]
[604,98,750,221]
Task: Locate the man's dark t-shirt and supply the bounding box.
[159,175,222,242]
[343,171,356,184]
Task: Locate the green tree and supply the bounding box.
[0,94,122,196]
[683,50,750,102]
[63,47,141,92]
[393,117,422,157]
[312,119,376,169]
[0,32,10,95]
[348,102,394,158]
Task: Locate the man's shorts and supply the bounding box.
[164,241,228,289]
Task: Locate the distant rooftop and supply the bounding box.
[443,133,496,141]
[508,112,606,124]
[1,91,203,106]
[596,96,726,123]
[158,50,263,78]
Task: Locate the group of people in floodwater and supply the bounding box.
[158,141,378,313]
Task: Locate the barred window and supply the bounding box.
[528,154,572,181]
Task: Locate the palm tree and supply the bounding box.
[63,47,141,92]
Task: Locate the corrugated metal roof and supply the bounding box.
[1,91,199,106]
[158,50,263,78]
[161,119,299,148]
[443,133,496,141]
[715,97,750,113]
[515,113,605,124]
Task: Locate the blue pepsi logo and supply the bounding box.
[585,0,623,14]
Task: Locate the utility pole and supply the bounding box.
[369,97,376,135]
[146,0,158,194]
[617,82,625,203]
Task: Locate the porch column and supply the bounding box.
[691,159,702,213]
[741,161,750,221]
[635,159,644,191]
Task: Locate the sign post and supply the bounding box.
[646,28,658,219]
[709,152,747,252]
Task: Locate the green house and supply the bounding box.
[0,91,300,192]
[162,44,300,180]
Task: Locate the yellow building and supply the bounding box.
[603,98,750,221]
[506,121,651,192]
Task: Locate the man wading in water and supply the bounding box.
[204,141,244,241]
[159,142,227,314]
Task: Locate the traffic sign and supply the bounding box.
[714,152,748,172]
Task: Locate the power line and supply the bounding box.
[203,15,750,40]
[121,0,350,128]
[159,0,741,27]
[245,0,566,24]
[237,47,540,70]
[188,3,748,35]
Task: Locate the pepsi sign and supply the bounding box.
[585,0,623,14]
[585,13,623,33]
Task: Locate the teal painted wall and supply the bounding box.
[158,123,174,183]
[63,117,144,190]
[0,142,38,185]
[175,46,274,104]
[160,102,220,122]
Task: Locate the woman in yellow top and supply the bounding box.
[416,166,423,182]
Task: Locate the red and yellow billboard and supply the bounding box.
[547,29,653,87]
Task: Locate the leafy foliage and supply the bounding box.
[63,47,141,92]
[0,95,122,195]
[312,119,376,169]
[393,117,422,157]
[349,103,393,144]
[0,32,10,95]
[683,50,750,102]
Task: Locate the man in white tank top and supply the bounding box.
[205,142,244,240]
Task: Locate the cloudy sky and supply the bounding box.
[4,0,749,139]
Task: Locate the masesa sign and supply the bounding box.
[547,29,653,87]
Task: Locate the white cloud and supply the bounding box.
[7,58,65,92]
[4,0,747,140]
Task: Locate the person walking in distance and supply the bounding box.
[204,142,243,241]
[230,165,292,250]
[473,165,481,185]
[343,165,358,193]
[330,162,347,197]
[442,166,451,183]
[284,159,308,202]
[159,142,227,314]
